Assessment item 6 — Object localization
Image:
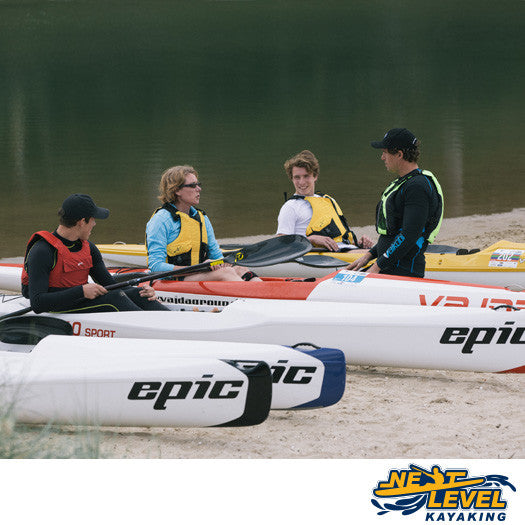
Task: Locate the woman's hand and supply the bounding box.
[202,258,228,271]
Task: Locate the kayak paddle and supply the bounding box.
[0,315,73,346]
[0,306,33,321]
[222,241,362,268]
[105,234,312,290]
[0,235,311,319]
[294,255,348,268]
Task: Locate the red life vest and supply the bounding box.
[21,231,93,288]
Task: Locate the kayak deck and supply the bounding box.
[95,240,525,287]
[96,240,525,271]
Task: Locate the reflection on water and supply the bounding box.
[442,113,464,216]
[1,1,524,257]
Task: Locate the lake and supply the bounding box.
[1,0,524,257]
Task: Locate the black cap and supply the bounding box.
[371,128,418,150]
[61,194,110,221]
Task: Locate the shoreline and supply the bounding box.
[2,208,524,265]
[218,207,525,251]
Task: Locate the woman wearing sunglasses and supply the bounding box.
[146,165,260,281]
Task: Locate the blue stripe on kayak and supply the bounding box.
[332,272,366,284]
[289,347,346,409]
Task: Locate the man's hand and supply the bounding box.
[365,262,381,274]
[139,284,158,301]
[358,235,375,249]
[307,234,339,252]
[345,251,374,271]
[82,283,108,299]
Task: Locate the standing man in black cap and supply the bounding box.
[346,128,444,278]
[21,193,169,313]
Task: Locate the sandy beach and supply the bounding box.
[4,209,525,459]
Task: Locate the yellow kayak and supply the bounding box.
[97,240,525,287]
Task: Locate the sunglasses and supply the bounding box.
[179,182,203,189]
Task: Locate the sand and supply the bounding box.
[4,209,525,458]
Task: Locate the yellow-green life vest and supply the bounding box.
[376,169,444,243]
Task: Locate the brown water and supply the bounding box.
[1,1,524,257]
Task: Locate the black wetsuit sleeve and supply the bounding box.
[26,240,84,313]
[376,179,431,271]
[88,243,116,286]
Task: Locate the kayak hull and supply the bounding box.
[95,240,525,287]
[2,296,523,373]
[0,350,271,427]
[0,322,346,414]
[2,266,525,314]
[0,263,24,293]
[149,270,525,312]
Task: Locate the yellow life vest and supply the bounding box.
[291,194,357,245]
[147,204,209,266]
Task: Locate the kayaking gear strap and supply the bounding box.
[21,231,92,288]
[241,271,258,281]
[147,204,209,266]
[289,194,358,245]
[376,169,444,243]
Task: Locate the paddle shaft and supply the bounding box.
[105,234,311,291]
[1,235,311,314]
[0,264,221,320]
[0,306,33,321]
[105,259,224,290]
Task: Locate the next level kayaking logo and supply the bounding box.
[371,464,516,522]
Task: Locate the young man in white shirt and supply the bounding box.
[276,150,373,252]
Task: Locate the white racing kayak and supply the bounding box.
[147,270,525,312]
[306,270,525,308]
[0,264,23,292]
[0,313,346,419]
[10,335,345,411]
[2,295,523,373]
[2,265,524,312]
[0,348,271,427]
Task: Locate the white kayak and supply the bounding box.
[0,346,271,427]
[0,264,23,292]
[306,270,525,309]
[147,270,525,312]
[0,315,346,419]
[2,295,523,373]
[2,264,524,312]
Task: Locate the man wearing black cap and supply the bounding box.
[21,193,169,313]
[346,128,444,278]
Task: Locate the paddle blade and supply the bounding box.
[106,235,312,288]
[426,244,461,254]
[224,234,312,267]
[295,254,348,268]
[0,315,73,346]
